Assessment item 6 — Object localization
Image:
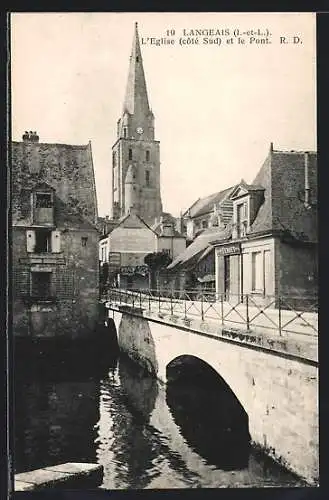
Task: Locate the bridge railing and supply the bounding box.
[103,288,318,337]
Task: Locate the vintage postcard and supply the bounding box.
[10,12,317,491]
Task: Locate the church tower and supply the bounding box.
[112,22,163,223]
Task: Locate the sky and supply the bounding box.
[11,12,316,217]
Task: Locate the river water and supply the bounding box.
[14,351,304,489]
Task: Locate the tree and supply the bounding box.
[144,251,172,290]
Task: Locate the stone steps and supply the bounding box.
[15,462,103,491]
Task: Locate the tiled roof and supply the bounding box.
[249,149,317,242]
[249,153,272,234]
[168,225,231,270]
[12,140,98,228]
[183,185,236,219]
[151,212,185,238]
[117,212,157,233]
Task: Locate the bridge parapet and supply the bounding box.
[104,289,318,365]
[108,305,318,485]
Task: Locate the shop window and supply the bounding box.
[129,148,132,160]
[31,272,52,298]
[251,251,263,292]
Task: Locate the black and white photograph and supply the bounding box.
[10,12,318,491]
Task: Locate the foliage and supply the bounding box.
[144,250,172,270]
[144,251,172,290]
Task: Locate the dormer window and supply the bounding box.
[231,183,265,240]
[236,201,248,238]
[33,188,54,226]
[36,193,52,208]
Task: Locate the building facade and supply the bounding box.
[12,132,99,340]
[99,212,186,289]
[214,144,318,309]
[183,185,236,242]
[111,22,163,224]
[167,225,231,296]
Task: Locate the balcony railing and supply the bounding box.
[103,288,318,337]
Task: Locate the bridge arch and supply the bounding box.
[166,355,251,469]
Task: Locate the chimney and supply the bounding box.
[22,131,39,143]
[270,142,274,152]
[162,223,173,237]
[304,152,310,208]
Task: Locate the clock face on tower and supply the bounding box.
[136,127,144,134]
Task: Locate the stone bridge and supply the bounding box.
[104,301,318,486]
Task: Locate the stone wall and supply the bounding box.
[13,225,99,340]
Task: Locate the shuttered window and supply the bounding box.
[51,231,61,253]
[26,230,36,253]
[26,230,61,253]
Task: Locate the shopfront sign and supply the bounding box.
[108,252,121,268]
[217,243,241,256]
[120,265,149,276]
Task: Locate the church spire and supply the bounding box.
[123,22,150,116]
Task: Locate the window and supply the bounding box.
[35,230,52,253]
[145,170,150,186]
[124,128,127,138]
[201,220,208,229]
[146,150,150,162]
[113,168,118,190]
[34,191,54,225]
[112,151,116,167]
[31,272,51,298]
[129,148,132,160]
[236,202,247,238]
[81,237,88,247]
[26,230,61,253]
[36,193,53,208]
[251,251,263,292]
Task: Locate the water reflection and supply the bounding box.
[14,359,102,474]
[14,350,303,489]
[98,357,162,489]
[166,355,250,470]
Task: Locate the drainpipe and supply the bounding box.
[304,152,310,209]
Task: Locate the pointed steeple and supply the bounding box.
[123,22,150,116]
